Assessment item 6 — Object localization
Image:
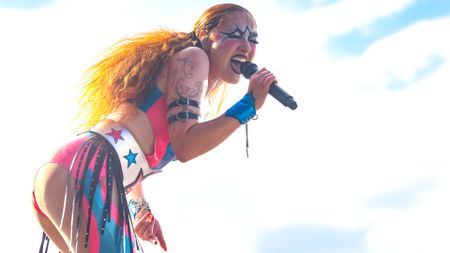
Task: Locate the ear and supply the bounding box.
[198,30,208,41]
[198,30,210,49]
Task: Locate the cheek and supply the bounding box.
[249,45,256,59]
[210,40,233,52]
[221,39,241,50]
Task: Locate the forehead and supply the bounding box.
[217,11,257,32]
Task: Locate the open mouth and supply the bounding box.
[231,60,241,74]
[230,55,247,75]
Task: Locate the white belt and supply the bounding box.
[91,121,161,189]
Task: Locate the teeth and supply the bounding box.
[231,56,247,63]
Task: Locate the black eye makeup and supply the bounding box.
[221,25,259,44]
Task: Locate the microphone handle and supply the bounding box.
[269,83,298,110]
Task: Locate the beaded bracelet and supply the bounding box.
[128,198,152,219]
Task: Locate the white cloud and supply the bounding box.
[2,1,449,253]
[345,17,450,90]
[222,3,450,252]
[366,173,450,253]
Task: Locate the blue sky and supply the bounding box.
[258,225,367,253]
[0,0,54,9]
[327,0,450,56]
[275,0,341,11]
[386,54,445,90]
[1,0,449,253]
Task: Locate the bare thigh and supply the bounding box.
[34,163,108,253]
[32,200,70,253]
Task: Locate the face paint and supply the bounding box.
[220,25,259,45]
[206,11,258,85]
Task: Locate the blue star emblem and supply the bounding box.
[123,149,138,168]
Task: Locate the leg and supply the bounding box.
[34,132,138,253]
[34,163,92,253]
[32,198,70,253]
[34,162,135,253]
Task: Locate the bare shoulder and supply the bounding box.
[176,46,209,62]
[171,47,209,75]
[166,47,209,101]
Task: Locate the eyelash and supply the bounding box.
[228,34,259,44]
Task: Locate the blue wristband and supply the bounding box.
[225,92,256,124]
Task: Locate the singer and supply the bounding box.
[32,3,277,253]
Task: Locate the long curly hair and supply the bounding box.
[75,4,253,131]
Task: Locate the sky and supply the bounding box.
[0,0,449,252]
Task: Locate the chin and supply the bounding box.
[228,78,240,84]
[224,73,241,84]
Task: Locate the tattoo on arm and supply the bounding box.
[176,57,197,79]
[175,80,202,98]
[173,57,203,98]
[169,56,204,128]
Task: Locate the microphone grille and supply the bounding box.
[240,61,258,79]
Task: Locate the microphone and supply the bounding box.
[240,61,297,110]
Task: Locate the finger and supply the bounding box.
[139,222,153,240]
[136,215,155,240]
[146,214,156,239]
[133,212,150,231]
[248,68,270,92]
[155,220,167,251]
[252,68,269,82]
[264,75,277,90]
[139,215,156,241]
[255,71,275,88]
[133,217,145,232]
[255,67,268,75]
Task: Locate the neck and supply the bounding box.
[207,75,222,97]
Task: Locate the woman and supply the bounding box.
[32,3,276,253]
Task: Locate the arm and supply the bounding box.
[166,47,275,162]
[127,182,145,201]
[127,184,167,251]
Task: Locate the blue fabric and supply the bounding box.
[225,92,256,124]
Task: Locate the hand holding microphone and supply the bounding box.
[240,61,297,110]
[225,61,297,125]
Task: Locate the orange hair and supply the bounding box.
[75,30,192,131]
[75,4,254,131]
[192,3,253,36]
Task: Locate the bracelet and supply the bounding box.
[168,111,199,124]
[168,97,200,110]
[225,92,256,124]
[128,198,151,219]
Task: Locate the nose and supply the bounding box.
[239,38,251,53]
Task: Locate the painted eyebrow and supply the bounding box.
[221,25,258,38]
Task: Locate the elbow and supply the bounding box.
[170,128,204,163]
[177,156,191,163]
[172,146,196,163]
